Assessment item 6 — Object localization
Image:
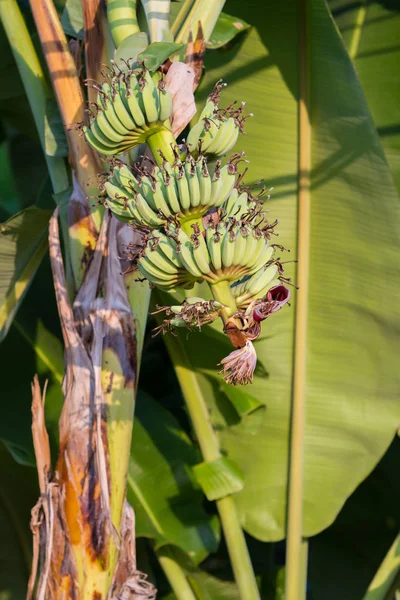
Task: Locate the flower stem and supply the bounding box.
[174,0,226,44]
[157,551,197,600]
[209,280,237,322]
[209,280,245,337]
[147,129,176,166]
[160,325,260,600]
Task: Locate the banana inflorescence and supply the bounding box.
[83,65,173,156]
[186,80,252,160]
[102,152,241,228]
[85,68,292,385]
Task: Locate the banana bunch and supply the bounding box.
[137,211,275,291]
[231,265,280,309]
[186,80,251,160]
[103,155,237,228]
[137,230,200,291]
[83,68,173,156]
[153,297,224,334]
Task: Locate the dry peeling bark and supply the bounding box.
[28,209,156,600]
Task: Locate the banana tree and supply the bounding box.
[1,0,400,599]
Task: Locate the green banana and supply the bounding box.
[156,235,183,268]
[221,226,236,268]
[126,73,146,127]
[175,166,191,210]
[84,66,173,156]
[198,161,212,206]
[134,193,164,227]
[141,70,159,124]
[192,232,211,275]
[185,160,201,208]
[112,87,137,130]
[206,225,223,271]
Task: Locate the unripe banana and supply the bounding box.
[164,177,181,214]
[173,228,203,278]
[232,226,248,265]
[246,236,268,274]
[241,230,258,266]
[126,73,146,127]
[112,86,137,130]
[221,226,236,268]
[150,180,172,217]
[84,67,173,156]
[206,225,223,271]
[141,70,159,124]
[134,193,164,227]
[198,161,212,206]
[232,264,279,308]
[140,255,177,280]
[186,120,204,153]
[156,234,183,268]
[153,72,173,122]
[216,119,240,156]
[214,165,236,206]
[185,160,201,208]
[205,119,235,156]
[192,232,212,275]
[175,166,191,210]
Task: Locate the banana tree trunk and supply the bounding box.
[28,207,155,600]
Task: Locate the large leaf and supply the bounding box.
[0,22,36,137]
[206,13,251,49]
[158,546,241,600]
[0,442,38,599]
[162,0,400,541]
[308,437,400,600]
[129,392,219,564]
[0,206,51,343]
[0,255,63,464]
[330,0,400,193]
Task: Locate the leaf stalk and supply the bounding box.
[161,330,260,600]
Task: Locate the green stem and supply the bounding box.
[147,129,176,166]
[161,327,260,600]
[0,0,69,194]
[285,0,309,596]
[209,279,238,322]
[157,552,197,600]
[170,0,195,37]
[363,532,400,600]
[107,0,140,49]
[299,541,309,600]
[174,0,226,44]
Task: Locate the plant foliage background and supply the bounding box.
[1,0,400,598]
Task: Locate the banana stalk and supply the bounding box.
[8,0,157,597]
[26,210,156,599]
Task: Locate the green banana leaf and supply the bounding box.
[330,0,400,193]
[0,206,51,344]
[308,437,400,600]
[0,256,63,465]
[162,0,400,541]
[0,442,38,599]
[364,533,400,600]
[158,546,241,600]
[0,20,36,137]
[0,141,21,217]
[129,392,219,564]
